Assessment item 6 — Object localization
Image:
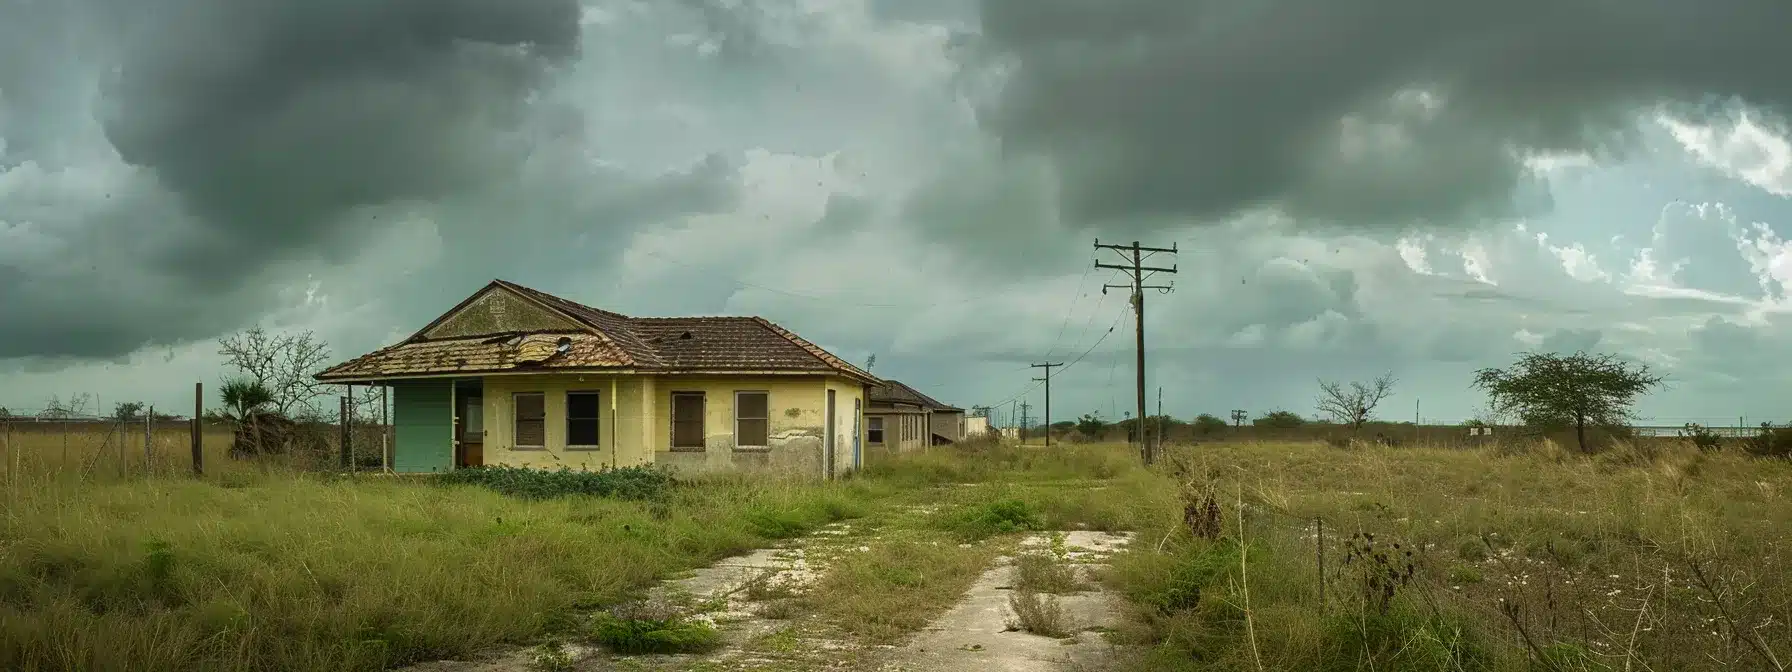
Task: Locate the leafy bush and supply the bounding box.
[436,465,675,501]
[1743,423,1792,459]
[1192,414,1230,434]
[1680,423,1724,452]
[1252,410,1306,429]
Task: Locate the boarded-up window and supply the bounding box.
[672,392,705,449]
[735,391,768,448]
[867,416,885,444]
[514,392,545,448]
[567,391,601,447]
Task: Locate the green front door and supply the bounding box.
[392,380,454,473]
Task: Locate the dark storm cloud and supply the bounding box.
[975,0,1792,229]
[0,0,745,360]
[98,0,581,277]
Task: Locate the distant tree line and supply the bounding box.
[1024,349,1789,459]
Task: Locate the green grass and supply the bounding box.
[800,534,1000,642]
[0,439,1145,671]
[14,436,1777,671]
[586,612,721,655]
[0,473,879,671]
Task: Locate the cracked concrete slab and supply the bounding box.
[876,531,1134,672]
[397,521,856,672]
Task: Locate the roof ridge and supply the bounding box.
[751,316,878,383]
[630,315,756,322]
[489,279,666,367]
[493,279,637,322]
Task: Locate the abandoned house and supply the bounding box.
[314,279,878,477]
[864,380,966,454]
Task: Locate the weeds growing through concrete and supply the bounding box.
[587,599,722,655]
[1006,590,1073,638]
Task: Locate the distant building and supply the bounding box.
[865,380,965,453]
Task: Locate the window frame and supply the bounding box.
[512,391,547,450]
[565,390,602,450]
[733,390,770,451]
[867,416,885,444]
[670,391,707,451]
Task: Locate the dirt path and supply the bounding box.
[403,520,871,672]
[874,531,1134,672]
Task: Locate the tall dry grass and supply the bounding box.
[1105,438,1792,671]
[0,423,237,483]
[0,421,391,484]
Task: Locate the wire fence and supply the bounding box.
[0,387,394,483]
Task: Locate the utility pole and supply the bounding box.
[1031,362,1062,447]
[1019,402,1032,443]
[1156,386,1163,456]
[1096,239,1178,464]
[1231,409,1247,428]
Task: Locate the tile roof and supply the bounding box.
[868,380,962,412]
[316,280,881,383]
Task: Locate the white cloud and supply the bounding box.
[1661,112,1792,196]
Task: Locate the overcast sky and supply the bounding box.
[4,0,1792,427]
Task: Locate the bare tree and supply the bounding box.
[39,393,92,419]
[1315,373,1397,430]
[218,327,333,418]
[346,385,384,423]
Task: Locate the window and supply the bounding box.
[671,392,706,450]
[463,396,484,440]
[514,392,545,448]
[867,417,885,444]
[566,391,601,448]
[735,391,769,448]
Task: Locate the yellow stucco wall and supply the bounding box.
[478,374,651,470]
[648,375,864,478]
[456,372,866,477]
[824,378,867,476]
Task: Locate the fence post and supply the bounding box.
[1316,516,1326,615]
[145,406,154,475]
[191,382,204,476]
[339,396,351,470]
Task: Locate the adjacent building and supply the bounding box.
[865,380,966,454]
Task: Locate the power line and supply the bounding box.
[1095,238,1179,465]
[983,303,1128,411]
[1043,255,1100,360]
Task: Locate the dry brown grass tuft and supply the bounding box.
[1006,590,1074,638]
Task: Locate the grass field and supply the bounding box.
[1108,440,1792,671]
[1,435,1787,671]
